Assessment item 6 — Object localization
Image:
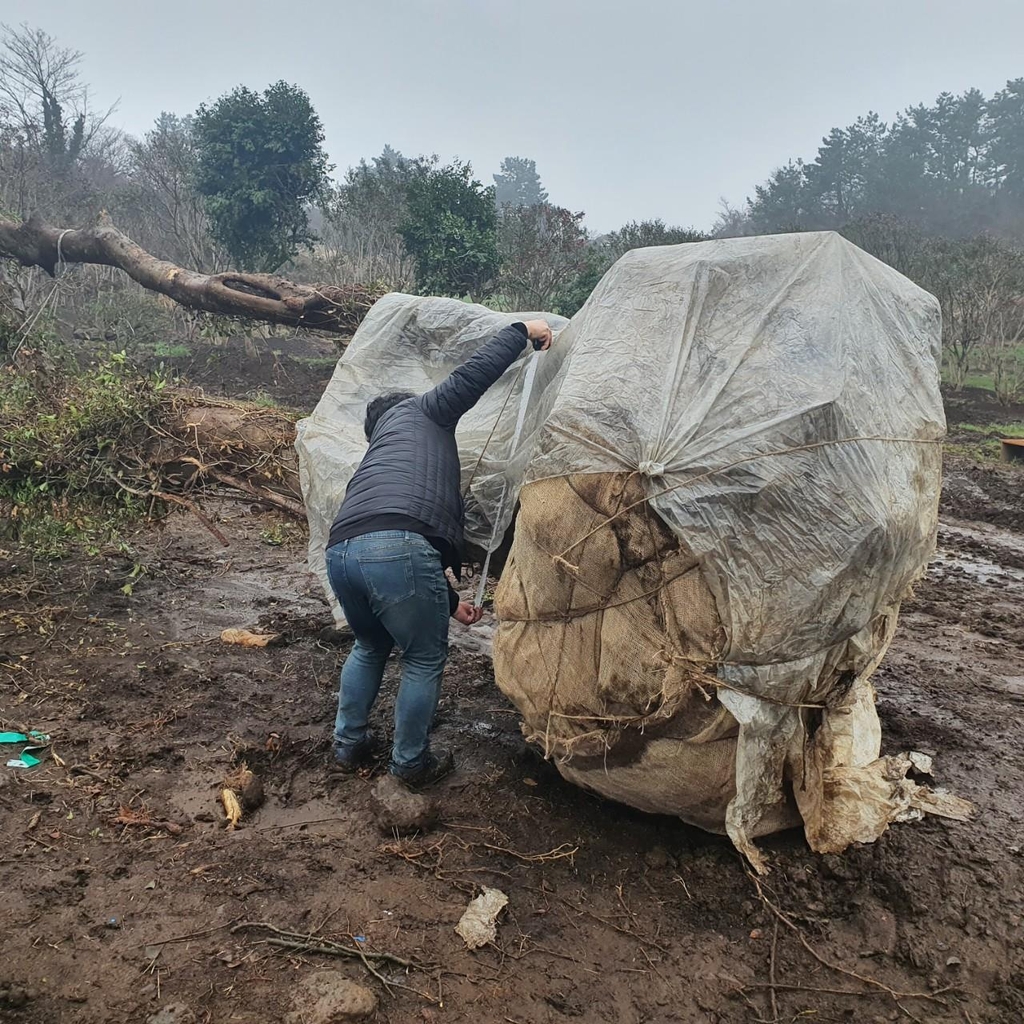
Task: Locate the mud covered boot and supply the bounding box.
[331,731,381,775]
[391,748,454,789]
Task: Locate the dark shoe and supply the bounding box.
[332,732,378,774]
[391,748,454,789]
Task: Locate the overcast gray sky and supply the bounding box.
[4,0,1022,232]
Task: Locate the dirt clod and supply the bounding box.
[224,765,265,811]
[284,972,377,1024]
[371,774,439,834]
[0,986,33,1008]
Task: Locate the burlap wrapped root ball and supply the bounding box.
[493,472,900,840]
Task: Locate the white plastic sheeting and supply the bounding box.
[295,296,568,623]
[528,230,944,666]
[516,232,946,862]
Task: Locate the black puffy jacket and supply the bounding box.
[328,322,529,557]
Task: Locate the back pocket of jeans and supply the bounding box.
[360,553,416,609]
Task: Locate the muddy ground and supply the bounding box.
[1,365,1023,1024]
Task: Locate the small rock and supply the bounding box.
[284,972,377,1024]
[239,774,265,811]
[223,766,265,812]
[643,845,676,871]
[147,1003,196,1024]
[371,774,438,834]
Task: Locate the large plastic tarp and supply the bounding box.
[296,232,964,864]
[295,296,569,619]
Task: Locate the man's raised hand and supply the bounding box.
[523,319,553,351]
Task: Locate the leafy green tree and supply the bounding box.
[804,115,888,225]
[928,89,990,190]
[493,156,547,208]
[872,108,935,218]
[399,161,498,297]
[990,78,1024,198]
[193,81,330,272]
[550,243,609,317]
[550,219,705,317]
[743,82,1024,239]
[748,161,809,233]
[317,145,433,286]
[340,144,432,230]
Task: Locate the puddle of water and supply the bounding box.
[940,519,1024,558]
[931,550,1024,587]
[254,797,347,832]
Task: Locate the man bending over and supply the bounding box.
[325,318,554,786]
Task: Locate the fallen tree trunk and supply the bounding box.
[0,212,382,335]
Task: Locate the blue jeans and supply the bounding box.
[325,532,450,775]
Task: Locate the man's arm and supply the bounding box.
[418,319,553,430]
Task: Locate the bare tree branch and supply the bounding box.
[0,211,382,335]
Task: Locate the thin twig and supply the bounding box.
[745,981,937,999]
[749,875,947,1006]
[349,935,439,1005]
[350,939,395,997]
[541,890,671,955]
[105,471,229,547]
[231,922,424,968]
[145,922,235,945]
[481,842,578,863]
[204,467,305,519]
[256,816,349,832]
[769,920,779,1021]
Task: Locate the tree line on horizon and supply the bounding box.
[1,21,1023,399]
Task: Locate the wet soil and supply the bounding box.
[1,378,1022,1024]
[137,334,342,411]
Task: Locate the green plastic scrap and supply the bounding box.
[9,752,41,768]
[2,730,50,768]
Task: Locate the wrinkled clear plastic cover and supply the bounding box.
[298,232,943,673]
